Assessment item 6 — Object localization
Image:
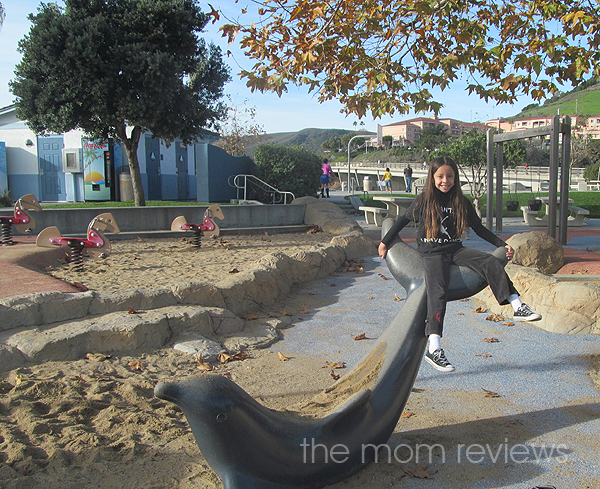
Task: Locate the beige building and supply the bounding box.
[371,113,600,148]
[373,115,490,147]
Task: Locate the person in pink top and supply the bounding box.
[320,159,335,198]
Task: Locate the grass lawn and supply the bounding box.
[361,191,600,218]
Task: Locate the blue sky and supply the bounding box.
[0,0,545,134]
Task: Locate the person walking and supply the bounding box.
[404,163,413,193]
[320,159,335,198]
[382,168,393,194]
[378,156,541,373]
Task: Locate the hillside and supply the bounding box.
[262,127,355,154]
[510,80,600,120]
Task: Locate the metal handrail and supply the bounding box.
[229,174,295,204]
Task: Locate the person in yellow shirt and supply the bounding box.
[381,168,392,194]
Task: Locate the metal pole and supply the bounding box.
[548,115,560,240]
[559,116,571,245]
[486,129,495,230]
[496,141,504,234]
[347,135,362,194]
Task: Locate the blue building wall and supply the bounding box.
[0,142,7,193]
[195,143,256,202]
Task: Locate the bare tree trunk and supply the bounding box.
[115,124,146,206]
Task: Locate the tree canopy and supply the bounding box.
[219,0,600,118]
[11,0,230,206]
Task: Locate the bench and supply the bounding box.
[520,205,589,227]
[359,206,388,226]
[520,206,547,226]
[568,205,589,226]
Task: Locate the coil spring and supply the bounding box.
[192,228,202,248]
[1,222,13,246]
[69,242,85,272]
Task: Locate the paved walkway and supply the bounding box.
[1,195,599,487]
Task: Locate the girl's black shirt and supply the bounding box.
[381,191,506,255]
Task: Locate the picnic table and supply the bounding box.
[520,196,589,227]
[373,196,415,219]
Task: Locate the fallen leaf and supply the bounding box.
[137,237,145,242]
[475,306,488,313]
[128,361,144,371]
[486,313,505,322]
[280,309,291,316]
[476,353,493,358]
[502,321,514,326]
[322,361,346,369]
[72,282,88,291]
[128,306,138,314]
[218,352,232,363]
[301,305,308,314]
[229,268,240,274]
[483,337,500,343]
[242,314,259,320]
[403,463,438,478]
[307,225,322,234]
[308,291,316,295]
[401,411,414,418]
[86,353,111,362]
[457,312,464,315]
[482,388,501,398]
[267,312,279,318]
[195,355,215,371]
[330,370,341,380]
[366,296,374,300]
[218,351,249,364]
[261,237,272,242]
[329,282,336,287]
[394,294,403,301]
[352,332,367,340]
[460,298,470,302]
[378,273,389,280]
[277,352,290,361]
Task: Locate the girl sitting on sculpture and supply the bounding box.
[378,156,541,372]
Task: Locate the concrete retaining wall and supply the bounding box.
[1,204,306,236]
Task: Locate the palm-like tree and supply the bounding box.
[0,3,5,29]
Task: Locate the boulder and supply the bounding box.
[474,264,600,335]
[506,231,564,274]
[331,231,378,258]
[294,196,362,234]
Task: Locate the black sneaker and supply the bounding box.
[425,349,455,372]
[514,303,542,321]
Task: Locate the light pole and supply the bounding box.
[347,135,363,194]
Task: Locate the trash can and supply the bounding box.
[119,172,134,201]
[363,176,371,192]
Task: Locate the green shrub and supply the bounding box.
[254,144,322,199]
[0,189,13,208]
[584,163,600,182]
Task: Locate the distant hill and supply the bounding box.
[257,127,359,154]
[510,79,600,120]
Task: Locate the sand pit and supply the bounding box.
[42,231,335,292]
[2,231,599,488]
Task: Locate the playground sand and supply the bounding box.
[2,231,599,488]
[42,231,335,292]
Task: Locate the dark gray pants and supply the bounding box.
[422,246,518,337]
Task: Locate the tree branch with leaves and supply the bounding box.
[215,0,600,118]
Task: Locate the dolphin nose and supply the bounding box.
[154,382,180,403]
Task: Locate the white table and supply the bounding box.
[373,196,415,218]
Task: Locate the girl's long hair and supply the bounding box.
[422,156,469,240]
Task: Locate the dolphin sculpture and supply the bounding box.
[155,218,508,488]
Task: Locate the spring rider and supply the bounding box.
[36,213,120,272]
[0,194,42,245]
[171,204,225,248]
